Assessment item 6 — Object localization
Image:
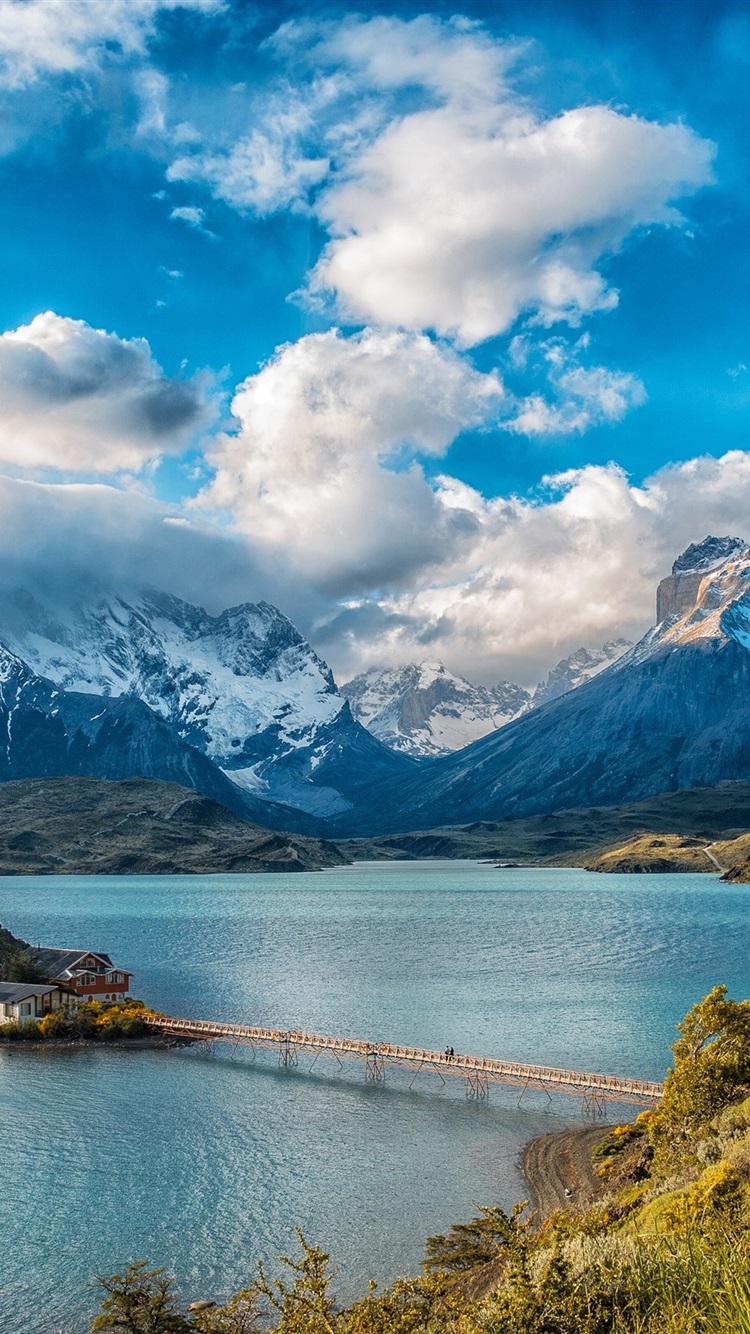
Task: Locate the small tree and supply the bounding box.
[424,1202,531,1277]
[649,985,750,1175]
[91,1260,192,1333]
[190,1288,262,1334]
[256,1232,338,1334]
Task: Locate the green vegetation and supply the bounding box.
[0,776,347,875]
[0,998,162,1043]
[341,782,750,870]
[0,921,48,982]
[88,986,750,1334]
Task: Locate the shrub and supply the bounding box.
[0,1018,40,1041]
[648,986,750,1176]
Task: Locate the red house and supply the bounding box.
[28,948,132,1001]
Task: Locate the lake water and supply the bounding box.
[1,862,749,1334]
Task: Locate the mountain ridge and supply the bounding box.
[0,585,412,820]
[342,640,632,759]
[327,536,750,834]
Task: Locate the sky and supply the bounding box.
[0,0,748,685]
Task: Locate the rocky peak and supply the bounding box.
[672,535,748,576]
[342,660,531,759]
[657,536,750,625]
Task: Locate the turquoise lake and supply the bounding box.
[1,861,749,1333]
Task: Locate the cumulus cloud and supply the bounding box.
[199,328,503,590]
[2,450,750,693]
[0,311,213,472]
[510,348,647,435]
[160,15,714,346]
[315,452,750,685]
[310,98,714,345]
[0,0,222,90]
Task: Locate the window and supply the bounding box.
[111,973,124,984]
[20,1003,31,1016]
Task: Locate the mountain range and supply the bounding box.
[0,587,410,827]
[333,535,750,833]
[0,534,749,841]
[342,641,631,759]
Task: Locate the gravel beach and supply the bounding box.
[521,1124,612,1218]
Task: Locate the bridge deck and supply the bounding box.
[145,1015,663,1104]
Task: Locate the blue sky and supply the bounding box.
[0,0,748,683]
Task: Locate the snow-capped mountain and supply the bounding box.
[331,536,750,834]
[342,661,531,759]
[531,639,632,708]
[342,642,632,759]
[0,587,410,818]
[0,640,274,821]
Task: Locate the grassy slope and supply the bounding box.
[0,776,348,874]
[341,781,750,869]
[4,775,750,876]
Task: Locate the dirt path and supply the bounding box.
[703,844,729,874]
[521,1125,612,1219]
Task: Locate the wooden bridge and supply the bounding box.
[145,1015,663,1114]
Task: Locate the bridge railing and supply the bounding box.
[144,1015,663,1103]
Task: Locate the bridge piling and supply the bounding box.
[365,1051,385,1082]
[466,1071,489,1100]
[582,1089,607,1117]
[279,1036,298,1068]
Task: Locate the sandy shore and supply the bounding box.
[521,1124,612,1219]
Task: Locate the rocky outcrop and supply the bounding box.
[656,536,748,624]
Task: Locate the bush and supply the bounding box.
[0,1018,40,1041]
[648,986,750,1176]
[37,1000,150,1042]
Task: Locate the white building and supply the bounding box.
[0,982,69,1024]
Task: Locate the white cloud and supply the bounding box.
[170,130,330,216]
[510,352,647,435]
[198,328,503,590]
[0,473,286,614]
[167,90,332,215]
[169,204,203,227]
[313,452,750,685]
[154,16,714,348]
[310,99,714,345]
[1,449,750,693]
[0,0,222,90]
[0,311,214,472]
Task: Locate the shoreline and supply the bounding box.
[0,1035,178,1050]
[521,1124,612,1219]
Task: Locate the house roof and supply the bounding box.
[0,982,60,1003]
[28,948,115,978]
